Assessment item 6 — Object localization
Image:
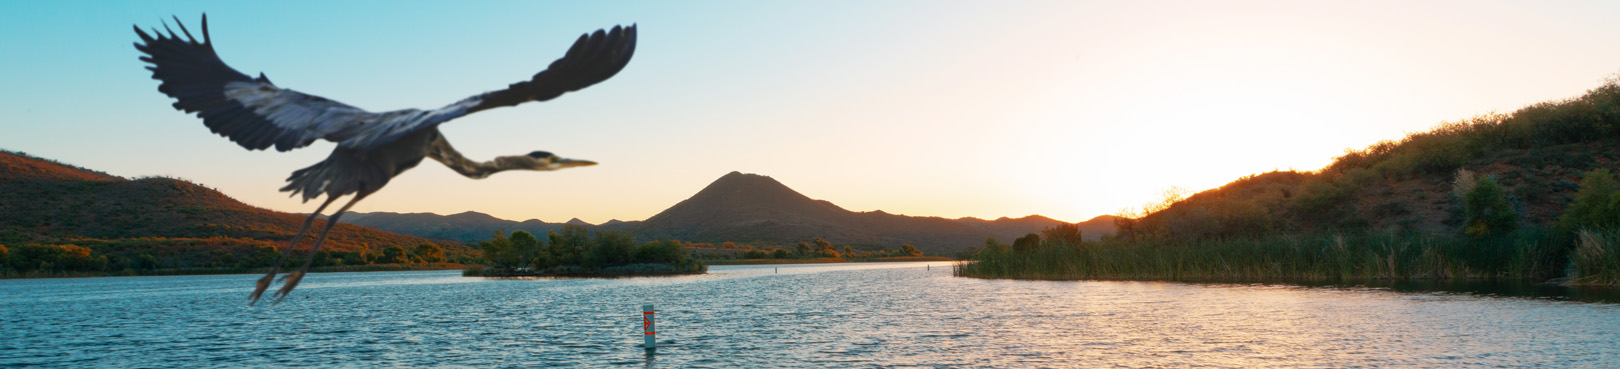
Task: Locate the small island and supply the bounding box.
[463,225,706,277]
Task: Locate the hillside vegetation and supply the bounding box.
[961,76,1620,285]
[0,151,473,277]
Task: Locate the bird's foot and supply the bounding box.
[270,270,306,306]
[248,272,276,306]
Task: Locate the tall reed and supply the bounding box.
[1571,230,1620,285]
[956,229,1571,283]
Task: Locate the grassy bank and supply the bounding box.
[464,262,706,277]
[704,256,952,265]
[954,228,1620,284]
[0,262,469,279]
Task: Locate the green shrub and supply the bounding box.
[1464,176,1517,238]
[1559,168,1620,231]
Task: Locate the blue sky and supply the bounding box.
[5,1,1620,223]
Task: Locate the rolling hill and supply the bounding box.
[0,150,473,267]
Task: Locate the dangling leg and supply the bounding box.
[272,192,371,305]
[249,195,341,305]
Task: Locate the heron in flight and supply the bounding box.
[134,15,636,305]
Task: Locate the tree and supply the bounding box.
[633,240,683,264]
[547,225,590,266]
[314,250,338,266]
[140,253,162,271]
[14,244,98,272]
[900,243,923,257]
[510,231,542,268]
[381,245,410,264]
[1040,223,1084,245]
[1012,233,1041,253]
[479,231,517,268]
[841,245,853,258]
[984,237,1006,253]
[412,243,447,263]
[772,249,790,259]
[587,231,634,267]
[794,242,812,257]
[813,238,838,258]
[1559,168,1620,231]
[0,244,8,269]
[1464,175,1517,238]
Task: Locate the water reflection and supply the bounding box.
[1296,279,1620,303]
[1,263,1617,367]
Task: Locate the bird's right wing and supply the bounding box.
[135,15,379,152]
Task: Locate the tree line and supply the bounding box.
[472,225,704,275]
[0,237,453,278]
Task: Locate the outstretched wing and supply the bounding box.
[467,24,638,114]
[135,15,377,152]
[338,24,639,151]
[137,15,637,152]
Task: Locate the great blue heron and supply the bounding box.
[134,15,636,305]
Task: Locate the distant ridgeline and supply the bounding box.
[959,76,1620,286]
[344,172,1116,256]
[465,226,705,277]
[0,150,473,278]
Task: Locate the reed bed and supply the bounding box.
[956,229,1579,283]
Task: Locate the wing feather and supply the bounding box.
[337,24,639,151]
[466,24,638,113]
[135,14,377,152]
[137,15,637,153]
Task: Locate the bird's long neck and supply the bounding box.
[425,136,531,179]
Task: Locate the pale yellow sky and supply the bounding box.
[5,1,1620,223]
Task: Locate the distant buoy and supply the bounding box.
[642,303,656,351]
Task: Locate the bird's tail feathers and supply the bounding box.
[282,153,385,203]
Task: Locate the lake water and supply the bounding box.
[3,262,1619,367]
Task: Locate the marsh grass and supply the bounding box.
[1572,230,1620,285]
[957,229,1571,282]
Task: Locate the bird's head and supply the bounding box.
[519,151,597,171]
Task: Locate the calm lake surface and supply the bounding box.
[3,262,1619,368]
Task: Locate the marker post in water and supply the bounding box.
[642,303,656,351]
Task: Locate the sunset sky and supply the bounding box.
[4,1,1620,224]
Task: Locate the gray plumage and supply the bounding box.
[135,14,634,304]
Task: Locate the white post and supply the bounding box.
[642,303,656,350]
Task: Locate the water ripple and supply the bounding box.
[3,265,1619,367]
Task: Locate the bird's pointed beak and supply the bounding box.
[557,158,597,168]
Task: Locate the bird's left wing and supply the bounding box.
[333,24,638,151]
[135,15,377,152]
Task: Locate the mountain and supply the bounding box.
[0,150,471,260]
[342,171,1103,254]
[631,171,1086,254]
[340,210,620,242]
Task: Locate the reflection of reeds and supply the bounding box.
[956,228,1577,283]
[1572,230,1620,285]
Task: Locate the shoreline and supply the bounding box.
[703,256,953,265]
[0,263,470,280]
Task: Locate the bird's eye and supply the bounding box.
[527,151,553,159]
